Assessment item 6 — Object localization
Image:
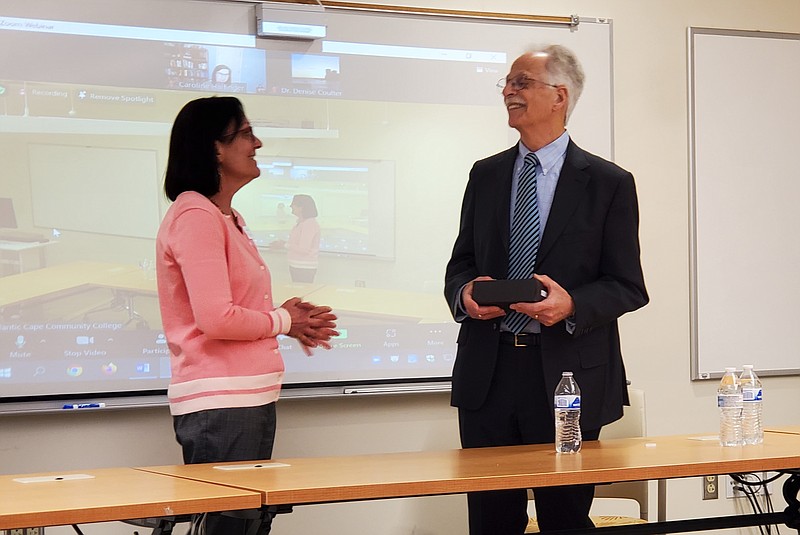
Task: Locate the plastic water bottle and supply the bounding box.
[717,367,743,447]
[554,371,582,453]
[739,365,763,445]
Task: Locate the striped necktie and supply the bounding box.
[505,151,541,334]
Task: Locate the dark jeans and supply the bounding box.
[458,343,600,534]
[173,403,277,535]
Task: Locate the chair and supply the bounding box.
[525,388,649,533]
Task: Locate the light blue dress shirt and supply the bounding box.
[511,131,569,244]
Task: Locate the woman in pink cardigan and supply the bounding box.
[156,96,337,535]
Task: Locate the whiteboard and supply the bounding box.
[0,0,614,410]
[689,27,800,380]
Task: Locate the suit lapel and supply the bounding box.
[536,140,590,266]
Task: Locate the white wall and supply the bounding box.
[2,0,800,533]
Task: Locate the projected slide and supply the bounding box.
[0,12,472,401]
[0,4,613,404]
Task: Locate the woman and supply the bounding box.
[272,194,321,283]
[156,96,337,534]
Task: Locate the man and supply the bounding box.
[444,44,648,534]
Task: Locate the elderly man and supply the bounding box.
[445,44,648,534]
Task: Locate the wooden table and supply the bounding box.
[5,433,799,533]
[139,433,800,534]
[0,467,260,531]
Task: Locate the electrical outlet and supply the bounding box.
[702,474,718,500]
[725,473,774,499]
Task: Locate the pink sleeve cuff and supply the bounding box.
[268,307,292,337]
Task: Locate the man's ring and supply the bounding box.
[478,314,483,319]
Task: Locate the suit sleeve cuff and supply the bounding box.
[454,283,469,321]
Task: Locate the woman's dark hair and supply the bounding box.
[292,194,318,218]
[164,96,246,201]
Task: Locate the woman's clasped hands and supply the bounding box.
[281,297,338,356]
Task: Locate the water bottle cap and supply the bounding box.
[724,367,737,372]
[562,371,573,377]
[742,364,753,370]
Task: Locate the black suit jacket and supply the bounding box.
[444,140,648,430]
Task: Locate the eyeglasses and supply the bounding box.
[497,75,559,92]
[221,126,257,143]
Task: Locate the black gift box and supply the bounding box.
[472,279,546,309]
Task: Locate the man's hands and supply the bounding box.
[462,276,506,321]
[281,297,338,356]
[509,274,574,326]
[463,274,574,326]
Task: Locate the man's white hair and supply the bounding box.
[525,44,585,123]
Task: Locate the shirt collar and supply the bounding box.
[518,130,569,175]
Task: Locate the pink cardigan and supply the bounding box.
[156,191,290,415]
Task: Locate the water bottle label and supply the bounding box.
[742,387,762,402]
[555,395,581,409]
[717,394,742,408]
